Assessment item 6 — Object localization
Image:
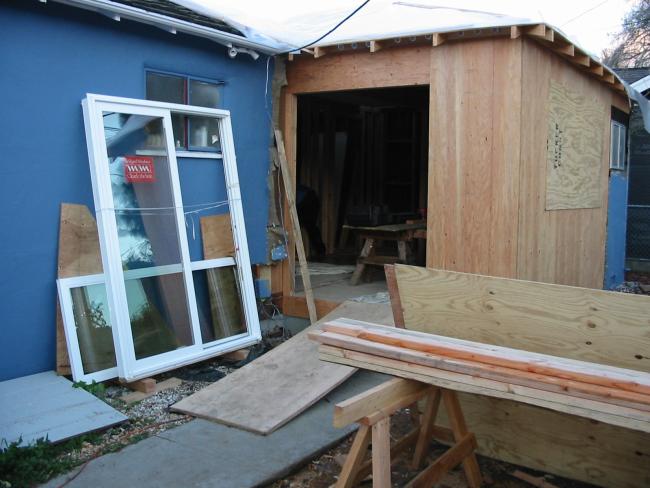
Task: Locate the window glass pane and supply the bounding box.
[146,72,187,148]
[125,273,194,359]
[70,284,116,374]
[189,79,220,108]
[103,112,182,269]
[146,72,186,104]
[193,266,246,343]
[611,123,619,168]
[188,116,220,150]
[618,127,626,168]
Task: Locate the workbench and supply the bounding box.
[344,223,425,285]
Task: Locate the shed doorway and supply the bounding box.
[294,86,429,302]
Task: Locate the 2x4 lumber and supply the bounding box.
[554,43,575,56]
[314,329,650,413]
[372,417,392,488]
[590,64,604,76]
[361,386,434,426]
[603,71,616,83]
[369,40,382,53]
[412,389,442,469]
[432,33,445,47]
[318,344,650,432]
[313,46,326,58]
[122,377,156,394]
[573,50,590,67]
[524,24,547,40]
[335,424,371,488]
[318,320,650,397]
[354,427,421,484]
[510,26,521,39]
[274,130,318,324]
[333,377,427,428]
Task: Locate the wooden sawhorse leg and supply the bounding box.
[350,237,375,285]
[334,382,482,488]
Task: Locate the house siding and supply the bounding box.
[0,2,271,380]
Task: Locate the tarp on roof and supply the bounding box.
[172,0,540,53]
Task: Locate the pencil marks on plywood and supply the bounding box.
[545,80,605,210]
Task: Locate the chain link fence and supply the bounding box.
[627,205,650,261]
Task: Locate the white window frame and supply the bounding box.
[62,94,260,382]
[610,120,627,171]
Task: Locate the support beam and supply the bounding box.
[314,46,326,58]
[510,26,521,39]
[370,40,382,53]
[432,33,446,47]
[554,43,575,56]
[590,64,604,76]
[524,24,547,39]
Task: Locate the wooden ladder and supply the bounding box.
[334,378,482,488]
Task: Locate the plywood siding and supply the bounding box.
[427,38,522,278]
[518,40,613,288]
[286,47,430,94]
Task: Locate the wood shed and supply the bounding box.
[276,23,631,315]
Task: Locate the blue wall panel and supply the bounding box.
[0,2,271,380]
[604,171,629,289]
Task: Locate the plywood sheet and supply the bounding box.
[395,264,650,487]
[172,301,394,434]
[0,371,126,446]
[545,80,605,210]
[395,265,650,371]
[200,213,235,259]
[56,203,103,375]
[427,38,521,278]
[518,40,612,288]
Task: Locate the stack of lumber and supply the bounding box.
[309,318,650,433]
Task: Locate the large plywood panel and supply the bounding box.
[395,264,650,487]
[518,40,611,288]
[545,80,605,210]
[427,38,521,278]
[286,47,430,94]
[395,265,650,371]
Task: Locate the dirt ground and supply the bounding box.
[268,410,595,488]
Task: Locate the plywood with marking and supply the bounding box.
[545,80,605,210]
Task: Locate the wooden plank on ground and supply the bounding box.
[56,203,103,375]
[171,301,394,434]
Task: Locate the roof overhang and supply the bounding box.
[46,0,276,55]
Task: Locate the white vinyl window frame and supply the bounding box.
[64,94,261,382]
[610,120,627,171]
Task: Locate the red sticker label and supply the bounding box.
[124,156,155,183]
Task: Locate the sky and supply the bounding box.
[178,0,637,57]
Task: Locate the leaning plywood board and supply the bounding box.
[56,203,103,375]
[172,301,394,434]
[200,213,235,258]
[394,264,650,487]
[545,80,605,210]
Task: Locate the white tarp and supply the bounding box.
[173,0,650,131]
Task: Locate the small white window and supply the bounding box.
[610,120,627,170]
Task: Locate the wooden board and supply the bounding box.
[394,264,650,487]
[518,40,613,288]
[200,213,235,259]
[395,265,650,372]
[427,38,522,278]
[545,80,605,210]
[56,203,103,375]
[171,301,394,434]
[0,371,126,446]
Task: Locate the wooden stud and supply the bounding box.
[287,53,294,61]
[510,26,521,39]
[603,72,615,84]
[274,130,318,324]
[314,46,326,58]
[371,417,392,488]
[554,43,575,56]
[442,390,483,488]
[335,424,371,488]
[354,427,420,484]
[573,52,590,67]
[545,28,555,42]
[432,33,446,47]
[370,40,382,53]
[524,24,546,39]
[412,388,442,469]
[122,377,156,394]
[590,64,604,76]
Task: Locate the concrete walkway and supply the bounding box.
[45,371,388,488]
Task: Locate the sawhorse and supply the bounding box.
[334,377,482,488]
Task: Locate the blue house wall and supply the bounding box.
[0,2,271,381]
